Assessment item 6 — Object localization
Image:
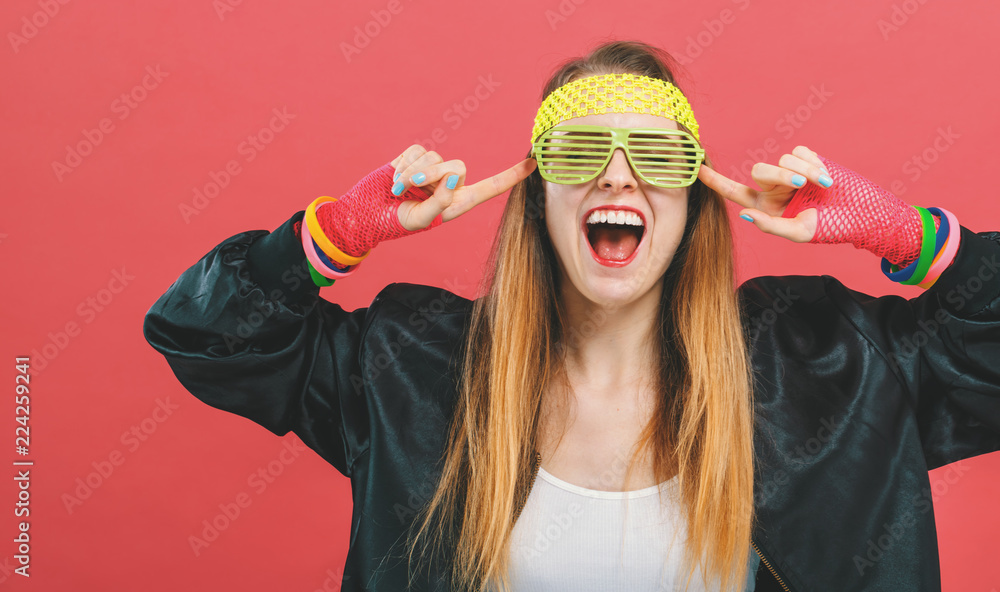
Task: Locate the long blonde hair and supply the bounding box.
[405,40,757,592]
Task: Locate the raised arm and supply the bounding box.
[142,211,373,477]
[143,148,535,476]
[717,145,1000,466]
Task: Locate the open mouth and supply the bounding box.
[583,208,645,266]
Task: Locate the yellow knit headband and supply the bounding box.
[530,73,700,144]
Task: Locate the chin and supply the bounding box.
[576,275,658,310]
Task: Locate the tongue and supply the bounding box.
[590,226,640,261]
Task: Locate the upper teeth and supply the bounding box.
[586,210,643,226]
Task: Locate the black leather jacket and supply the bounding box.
[143,211,1000,591]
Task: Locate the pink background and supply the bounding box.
[2,0,998,589]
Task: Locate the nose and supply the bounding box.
[596,148,638,192]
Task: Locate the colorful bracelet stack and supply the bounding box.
[881,206,961,289]
[301,196,370,287]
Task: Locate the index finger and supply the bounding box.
[697,163,757,209]
[452,158,537,212]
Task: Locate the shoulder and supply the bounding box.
[736,273,899,349]
[737,273,904,316]
[370,282,475,315]
[355,283,472,430]
[737,274,835,318]
[359,282,476,348]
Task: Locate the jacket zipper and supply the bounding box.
[512,451,542,524]
[751,539,790,592]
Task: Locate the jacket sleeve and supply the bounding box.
[827,225,1000,469]
[142,211,372,477]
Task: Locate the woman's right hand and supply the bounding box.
[390,144,537,231]
[313,146,536,260]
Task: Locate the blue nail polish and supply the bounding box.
[393,172,401,182]
[791,174,806,187]
[740,213,754,222]
[411,172,426,185]
[818,174,833,188]
[391,181,404,196]
[446,174,459,190]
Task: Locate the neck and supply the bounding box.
[555,280,662,398]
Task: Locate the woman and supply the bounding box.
[144,40,1000,591]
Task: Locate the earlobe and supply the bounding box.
[524,189,547,223]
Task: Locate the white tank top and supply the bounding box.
[490,466,760,591]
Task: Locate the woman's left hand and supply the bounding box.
[697,145,832,243]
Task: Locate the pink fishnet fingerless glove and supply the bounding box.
[781,155,939,268]
[315,163,443,258]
